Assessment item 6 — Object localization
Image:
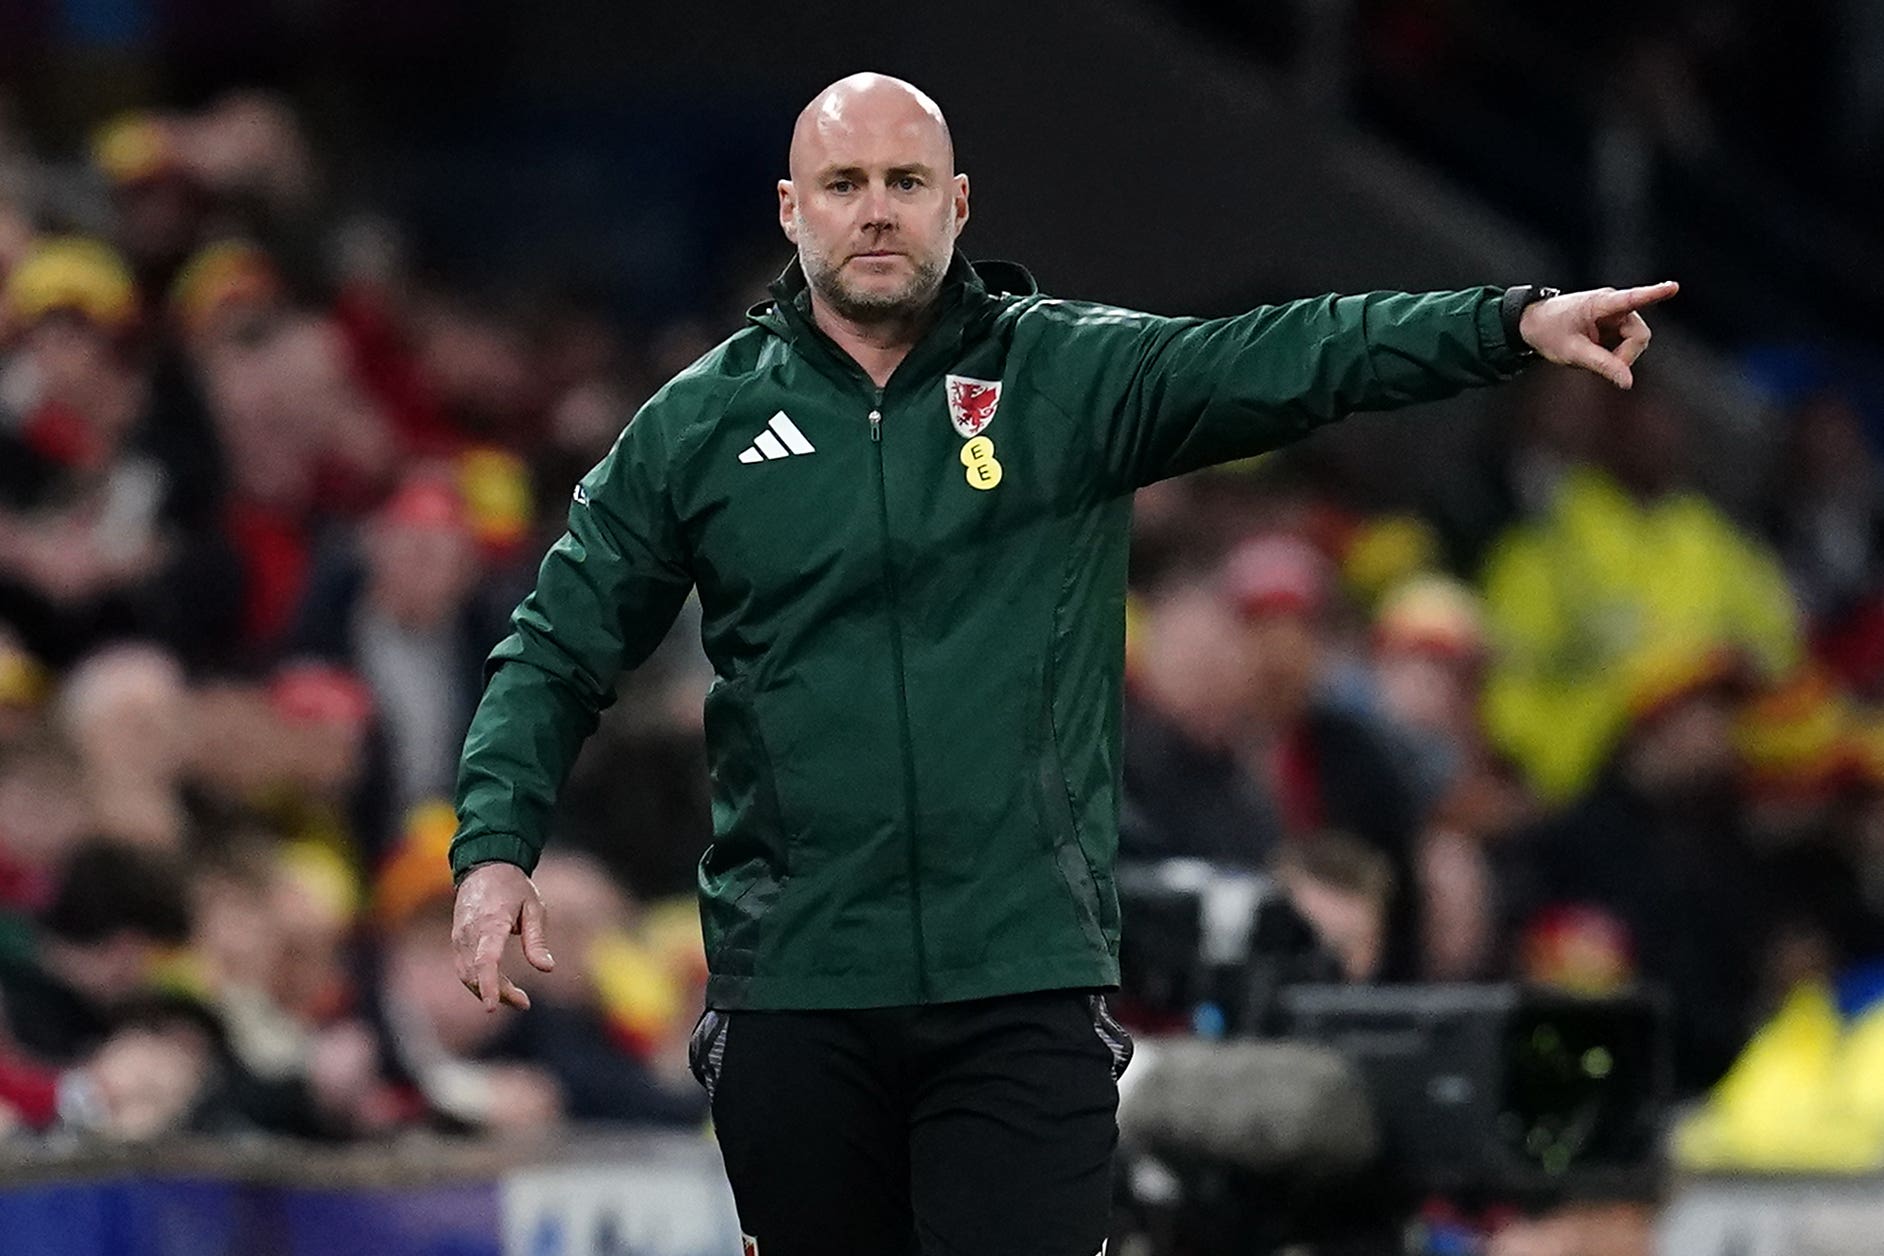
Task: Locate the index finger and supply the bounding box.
[1594,280,1679,317]
[472,933,504,1012]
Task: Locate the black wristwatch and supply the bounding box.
[1500,284,1561,358]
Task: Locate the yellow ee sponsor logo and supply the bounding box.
[960,436,1003,491]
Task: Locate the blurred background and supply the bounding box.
[0,1,1881,1253]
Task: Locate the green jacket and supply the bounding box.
[451,253,1528,1009]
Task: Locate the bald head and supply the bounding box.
[788,73,954,184]
[779,74,969,331]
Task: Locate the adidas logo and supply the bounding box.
[738,412,816,463]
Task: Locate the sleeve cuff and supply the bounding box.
[449,832,539,883]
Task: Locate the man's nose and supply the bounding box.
[860,181,895,228]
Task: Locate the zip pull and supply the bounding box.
[868,408,882,442]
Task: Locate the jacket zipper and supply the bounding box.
[867,388,930,1000]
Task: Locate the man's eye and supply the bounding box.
[829,180,854,193]
[896,177,921,191]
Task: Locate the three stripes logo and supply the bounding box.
[737,412,816,463]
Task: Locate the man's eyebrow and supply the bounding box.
[814,163,937,182]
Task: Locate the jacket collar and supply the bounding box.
[746,253,1035,393]
[747,252,1036,342]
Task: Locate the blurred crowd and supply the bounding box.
[1121,366,1884,1167]
[0,94,720,1145]
[1,89,1883,1172]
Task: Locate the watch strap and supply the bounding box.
[1500,284,1561,357]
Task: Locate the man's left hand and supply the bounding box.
[1519,281,1679,390]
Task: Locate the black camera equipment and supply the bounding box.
[1117,857,1667,1187]
[1281,982,1667,1198]
[1114,859,1340,1035]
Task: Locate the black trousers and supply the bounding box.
[688,988,1134,1256]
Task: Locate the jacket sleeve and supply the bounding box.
[450,403,695,878]
[1034,287,1527,492]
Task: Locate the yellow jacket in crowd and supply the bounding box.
[1676,979,1884,1172]
[1481,467,1801,801]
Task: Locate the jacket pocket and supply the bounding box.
[699,676,790,966]
[1036,691,1110,953]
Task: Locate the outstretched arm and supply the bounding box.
[1035,281,1678,492]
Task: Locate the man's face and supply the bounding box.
[366,516,478,631]
[1630,691,1737,797]
[779,88,968,324]
[1243,612,1325,727]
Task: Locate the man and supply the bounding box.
[1498,648,1771,1093]
[450,72,1675,1255]
[1481,387,1799,801]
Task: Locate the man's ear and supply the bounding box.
[778,180,798,242]
[953,173,971,235]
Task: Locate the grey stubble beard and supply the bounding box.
[797,217,949,327]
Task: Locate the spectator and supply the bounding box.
[198,305,400,651]
[265,661,394,859]
[168,238,287,360]
[527,851,704,1091]
[0,237,239,665]
[373,812,706,1132]
[1223,534,1426,980]
[0,734,87,919]
[1121,574,1283,867]
[1482,387,1802,802]
[183,661,395,862]
[65,995,229,1140]
[1430,369,1609,574]
[90,113,209,301]
[290,470,493,817]
[1764,391,1883,622]
[411,298,540,447]
[56,643,191,849]
[1499,647,1775,1092]
[0,839,192,1067]
[1371,574,1535,980]
[1275,832,1396,984]
[189,841,401,1139]
[1761,390,1884,699]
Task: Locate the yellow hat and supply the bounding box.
[169,240,282,336]
[457,446,534,555]
[278,839,362,923]
[1341,514,1440,608]
[0,640,49,709]
[1623,641,1748,727]
[1373,573,1487,663]
[3,237,138,333]
[1735,666,1858,795]
[373,799,459,932]
[91,112,189,187]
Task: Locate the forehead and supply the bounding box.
[794,99,950,177]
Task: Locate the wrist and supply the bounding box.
[452,858,521,888]
[1499,284,1560,357]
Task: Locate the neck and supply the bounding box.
[807,290,937,390]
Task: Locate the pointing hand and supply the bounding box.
[1518,281,1680,390]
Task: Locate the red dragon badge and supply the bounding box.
[945,375,1002,439]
